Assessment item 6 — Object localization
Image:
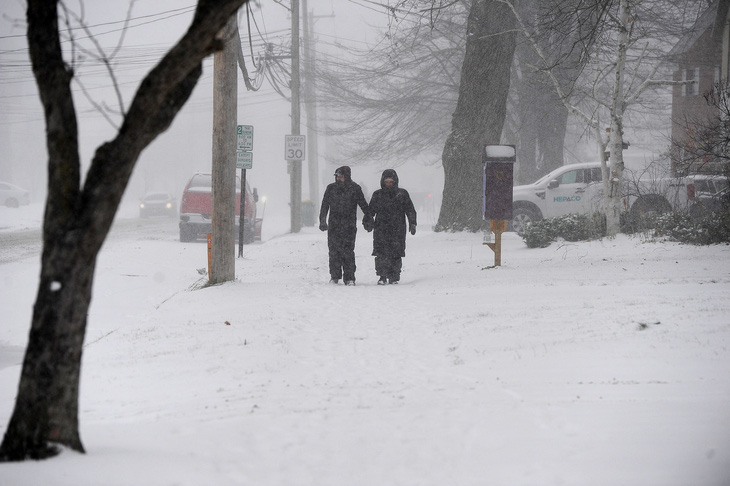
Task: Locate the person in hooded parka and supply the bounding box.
[319,166,373,286]
[368,169,417,284]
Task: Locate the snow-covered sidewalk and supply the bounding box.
[1,215,729,485]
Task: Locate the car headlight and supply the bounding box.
[166,202,172,209]
[140,203,145,209]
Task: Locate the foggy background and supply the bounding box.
[0,0,668,236]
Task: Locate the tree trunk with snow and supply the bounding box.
[0,0,248,462]
[604,0,630,236]
[437,0,516,232]
[501,0,697,236]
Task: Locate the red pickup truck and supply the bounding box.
[179,172,261,243]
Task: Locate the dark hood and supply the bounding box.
[334,165,352,182]
[380,169,399,189]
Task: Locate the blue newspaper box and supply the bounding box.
[482,145,515,221]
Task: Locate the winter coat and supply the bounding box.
[369,169,417,258]
[319,166,371,235]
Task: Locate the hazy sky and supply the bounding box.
[0,1,444,219]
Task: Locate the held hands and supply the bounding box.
[409,224,417,235]
[363,218,374,232]
[319,222,328,232]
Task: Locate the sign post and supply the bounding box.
[237,125,254,257]
[482,144,516,267]
[207,233,213,281]
[285,135,306,161]
[237,125,253,152]
[236,151,253,169]
[285,135,306,233]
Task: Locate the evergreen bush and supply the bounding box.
[520,213,605,248]
[649,210,730,244]
[523,210,730,247]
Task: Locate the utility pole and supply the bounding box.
[290,0,302,233]
[302,0,320,205]
[211,15,238,283]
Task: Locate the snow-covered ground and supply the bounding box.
[1,203,729,485]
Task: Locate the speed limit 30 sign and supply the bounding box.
[285,135,306,161]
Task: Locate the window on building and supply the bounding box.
[682,68,700,96]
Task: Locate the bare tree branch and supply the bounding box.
[0,0,249,462]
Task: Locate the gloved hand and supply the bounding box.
[363,219,374,232]
[319,222,328,232]
[409,224,416,235]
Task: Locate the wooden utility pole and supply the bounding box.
[211,16,238,283]
[290,0,302,233]
[302,0,320,204]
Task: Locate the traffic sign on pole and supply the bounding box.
[285,135,306,161]
[236,151,253,169]
[237,125,254,152]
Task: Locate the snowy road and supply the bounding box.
[0,229,41,265]
[0,212,179,265]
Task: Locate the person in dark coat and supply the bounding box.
[368,169,417,285]
[319,166,373,286]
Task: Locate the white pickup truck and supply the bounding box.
[510,162,717,232]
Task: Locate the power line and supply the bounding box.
[0,6,197,43]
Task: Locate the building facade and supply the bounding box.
[669,0,730,176]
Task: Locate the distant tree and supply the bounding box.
[321,1,599,227]
[501,0,704,235]
[316,2,468,165]
[0,0,248,462]
[436,0,516,231]
[321,1,593,229]
[505,1,583,184]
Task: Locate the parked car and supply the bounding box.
[139,192,177,218]
[510,162,706,232]
[511,163,606,233]
[0,181,30,208]
[179,172,261,243]
[688,177,729,221]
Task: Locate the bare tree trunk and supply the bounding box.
[539,88,568,172]
[1,0,248,462]
[513,62,569,184]
[606,0,630,236]
[513,25,566,184]
[437,0,516,232]
[513,52,539,184]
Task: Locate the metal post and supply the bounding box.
[290,0,302,233]
[238,168,247,257]
[302,0,320,204]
